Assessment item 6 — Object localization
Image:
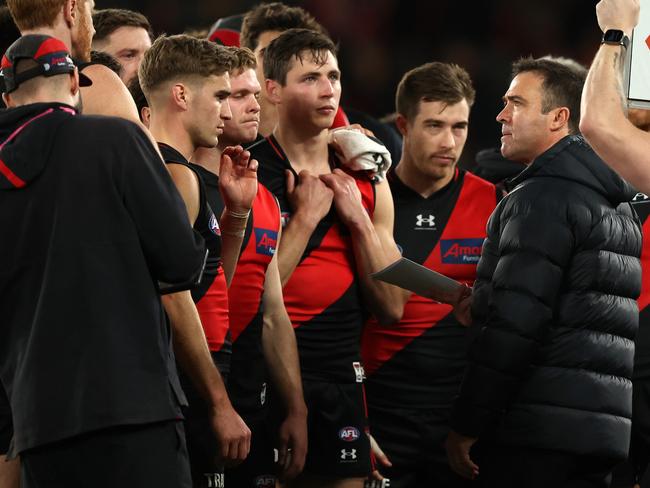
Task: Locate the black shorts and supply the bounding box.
[225,409,276,488]
[21,420,191,488]
[182,379,225,488]
[301,380,371,478]
[0,384,12,455]
[367,404,471,488]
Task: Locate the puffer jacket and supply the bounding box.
[450,135,642,461]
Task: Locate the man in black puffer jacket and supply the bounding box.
[445,56,642,488]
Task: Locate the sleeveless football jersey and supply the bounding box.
[193,160,282,414]
[362,169,497,408]
[250,135,375,383]
[159,144,231,371]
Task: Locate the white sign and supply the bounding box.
[627,0,650,108]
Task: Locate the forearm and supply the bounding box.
[581,44,628,144]
[161,291,231,408]
[579,44,650,191]
[349,216,403,324]
[219,208,249,286]
[262,309,306,415]
[277,213,318,286]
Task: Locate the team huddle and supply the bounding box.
[0,0,648,488]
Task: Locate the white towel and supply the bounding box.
[328,128,392,182]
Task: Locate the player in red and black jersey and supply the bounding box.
[193,47,307,488]
[140,35,255,487]
[361,63,498,488]
[249,29,402,488]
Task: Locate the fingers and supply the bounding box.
[285,170,296,195]
[280,439,306,480]
[374,443,392,468]
[370,469,385,481]
[447,447,479,480]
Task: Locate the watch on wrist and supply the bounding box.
[602,29,630,49]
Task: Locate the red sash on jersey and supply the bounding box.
[639,216,650,312]
[362,172,496,376]
[196,273,230,352]
[283,173,375,327]
[229,183,281,341]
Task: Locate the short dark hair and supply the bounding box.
[92,9,153,44]
[263,28,336,85]
[139,34,235,97]
[229,46,257,73]
[512,56,587,135]
[90,50,122,78]
[396,62,475,122]
[240,2,325,51]
[128,76,149,122]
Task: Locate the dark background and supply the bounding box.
[101,0,602,165]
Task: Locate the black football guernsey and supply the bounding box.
[250,135,375,383]
[362,169,497,409]
[159,144,231,371]
[192,162,282,414]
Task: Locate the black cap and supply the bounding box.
[1,34,92,94]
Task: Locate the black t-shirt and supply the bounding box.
[0,104,205,454]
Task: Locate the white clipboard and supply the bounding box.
[625,0,650,109]
[371,257,463,301]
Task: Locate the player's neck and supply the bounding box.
[274,122,330,174]
[23,25,73,58]
[193,146,221,176]
[396,157,455,198]
[149,112,195,162]
[258,99,278,137]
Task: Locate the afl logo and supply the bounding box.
[209,213,221,236]
[338,426,360,442]
[254,475,275,488]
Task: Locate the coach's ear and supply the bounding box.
[265,79,282,106]
[395,114,409,137]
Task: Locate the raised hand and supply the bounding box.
[219,145,258,213]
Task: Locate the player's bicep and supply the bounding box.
[372,179,401,261]
[167,163,201,224]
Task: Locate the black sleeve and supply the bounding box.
[118,121,206,283]
[450,192,575,437]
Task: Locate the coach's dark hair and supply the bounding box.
[512,56,587,135]
[240,2,325,51]
[263,28,336,85]
[92,9,153,44]
[396,62,475,122]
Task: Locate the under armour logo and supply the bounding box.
[416,214,436,228]
[204,473,224,488]
[341,449,357,460]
